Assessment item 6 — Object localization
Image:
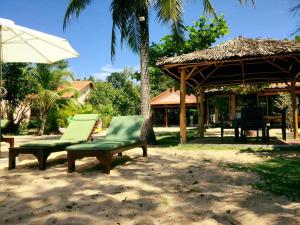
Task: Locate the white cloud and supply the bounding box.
[90,64,139,80]
[91,64,123,80]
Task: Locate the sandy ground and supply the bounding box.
[0,129,299,225]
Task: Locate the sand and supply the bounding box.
[0,146,299,225]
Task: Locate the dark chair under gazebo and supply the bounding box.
[240,106,266,142]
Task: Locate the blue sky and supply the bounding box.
[0,0,298,79]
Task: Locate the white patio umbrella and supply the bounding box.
[0,18,79,143]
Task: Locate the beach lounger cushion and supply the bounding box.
[67,139,137,151]
[104,115,144,141]
[20,139,83,148]
[61,114,99,141]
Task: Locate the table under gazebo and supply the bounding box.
[157,37,300,144]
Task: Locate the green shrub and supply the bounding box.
[27,117,41,129]
[45,108,59,133]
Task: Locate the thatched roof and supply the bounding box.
[156,36,300,88]
[157,36,300,66]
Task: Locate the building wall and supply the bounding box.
[77,86,91,104]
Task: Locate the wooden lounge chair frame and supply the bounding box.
[67,116,148,174]
[67,142,147,174]
[8,119,99,170]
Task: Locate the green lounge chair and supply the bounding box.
[8,114,99,170]
[66,115,147,174]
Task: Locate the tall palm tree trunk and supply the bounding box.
[139,11,156,144]
[139,11,150,118]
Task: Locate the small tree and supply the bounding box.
[2,63,35,133]
[30,60,77,135]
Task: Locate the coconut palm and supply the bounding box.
[63,0,254,118]
[30,60,78,135]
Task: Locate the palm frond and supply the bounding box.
[34,90,60,110]
[291,3,300,16]
[63,0,92,30]
[291,25,300,36]
[110,0,142,57]
[202,0,217,18]
[238,0,255,5]
[170,19,185,49]
[57,86,79,98]
[111,23,117,61]
[125,13,141,53]
[154,0,183,23]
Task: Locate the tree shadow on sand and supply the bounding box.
[0,148,299,225]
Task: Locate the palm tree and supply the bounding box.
[63,0,253,119]
[30,60,78,135]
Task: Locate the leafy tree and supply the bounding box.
[88,81,119,128]
[89,82,118,106]
[106,70,141,114]
[150,15,229,62]
[144,15,229,97]
[2,63,35,133]
[30,60,77,135]
[107,72,127,89]
[88,70,141,127]
[63,0,253,119]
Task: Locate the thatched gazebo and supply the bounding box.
[157,36,300,143]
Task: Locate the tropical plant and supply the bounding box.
[63,0,254,119]
[30,60,78,135]
[2,63,35,133]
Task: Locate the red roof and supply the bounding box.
[58,81,94,98]
[151,88,197,105]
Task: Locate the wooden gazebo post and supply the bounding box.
[180,68,187,144]
[197,85,205,137]
[291,80,298,139]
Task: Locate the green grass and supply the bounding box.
[177,144,273,151]
[222,158,300,201]
[156,128,199,146]
[155,128,300,152]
